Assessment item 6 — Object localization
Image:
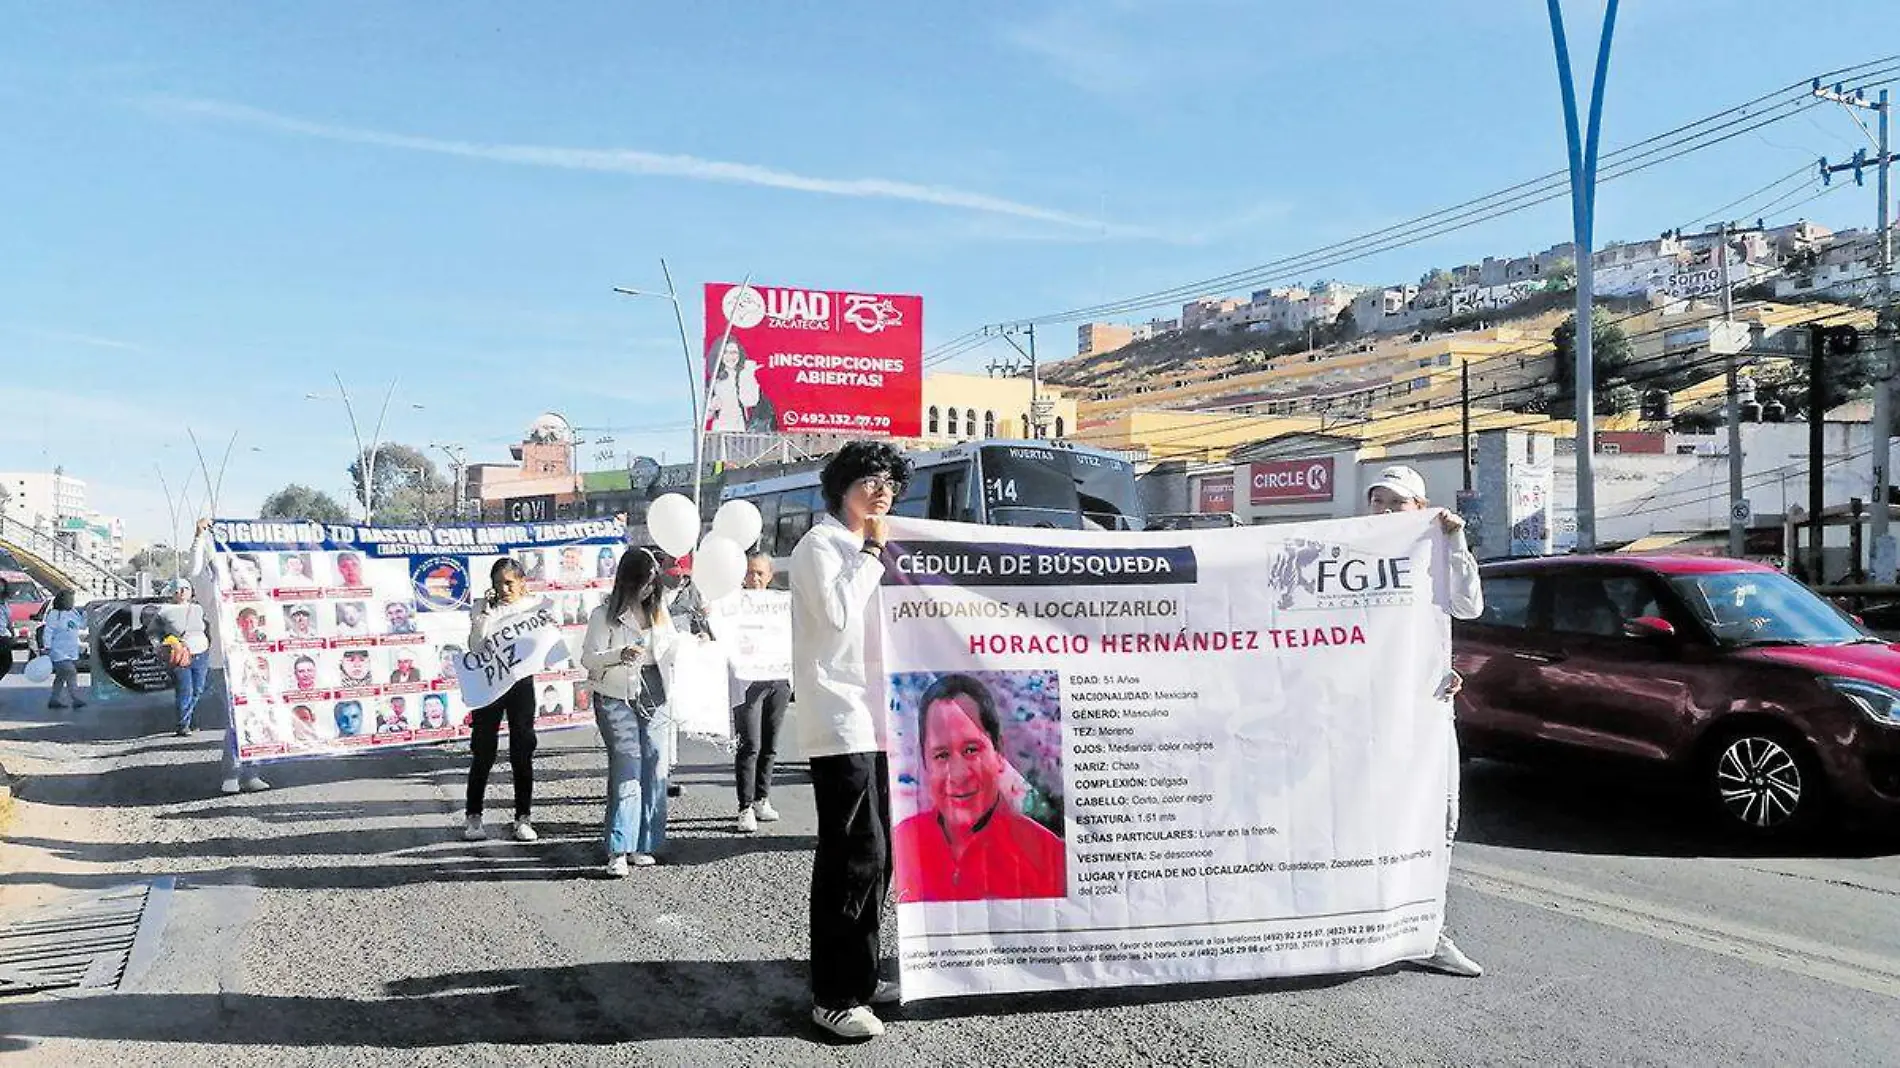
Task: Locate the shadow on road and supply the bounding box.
[0,955,1387,1052]
[1458,758,1900,860]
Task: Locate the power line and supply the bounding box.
[924,56,1900,362]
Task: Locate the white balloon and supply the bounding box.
[711,499,764,551]
[691,534,748,604]
[646,493,701,558]
[23,656,52,684]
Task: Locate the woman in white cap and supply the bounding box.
[1365,464,1483,978]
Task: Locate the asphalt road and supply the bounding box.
[0,669,1897,1067]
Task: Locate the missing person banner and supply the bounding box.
[705,589,792,682]
[207,518,625,763]
[875,511,1455,1001]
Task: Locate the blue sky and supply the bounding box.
[5,1,1899,543]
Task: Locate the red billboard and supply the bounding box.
[703,282,923,437]
[1196,474,1234,513]
[1250,458,1335,505]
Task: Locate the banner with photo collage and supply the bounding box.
[207,518,627,764]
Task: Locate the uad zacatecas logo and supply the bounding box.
[1267,539,1416,611]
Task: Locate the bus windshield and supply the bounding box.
[977,445,1141,531]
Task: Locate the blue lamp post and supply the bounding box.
[1548,0,1620,552]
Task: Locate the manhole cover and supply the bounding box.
[0,877,173,996]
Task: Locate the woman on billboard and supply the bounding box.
[704,338,776,433]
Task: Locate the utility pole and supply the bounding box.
[1816,81,1895,580]
[1674,222,1767,558]
[995,323,1048,439]
[1461,359,1473,492]
[1810,321,1828,583]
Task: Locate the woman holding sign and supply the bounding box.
[463,558,543,844]
[1365,464,1484,979]
[581,547,682,876]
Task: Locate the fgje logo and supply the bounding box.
[411,555,471,612]
[1267,539,1415,611]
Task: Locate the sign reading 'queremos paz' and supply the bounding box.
[873,512,1456,1001]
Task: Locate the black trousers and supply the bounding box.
[808,751,891,1010]
[466,677,538,819]
[733,680,790,808]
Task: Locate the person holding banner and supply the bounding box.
[792,440,912,1040]
[463,558,543,844]
[581,547,682,876]
[1365,464,1484,979]
[730,552,790,834]
[181,519,271,795]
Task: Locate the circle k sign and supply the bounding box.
[1250,457,1336,505]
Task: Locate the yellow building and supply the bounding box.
[919,372,1080,445]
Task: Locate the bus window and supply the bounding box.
[928,467,972,522]
[774,486,820,551]
[751,494,780,553]
[891,467,935,518]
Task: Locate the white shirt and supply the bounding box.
[1443,527,1484,621]
[790,513,887,759]
[43,608,84,662]
[579,602,681,701]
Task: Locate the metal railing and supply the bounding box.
[0,514,133,598]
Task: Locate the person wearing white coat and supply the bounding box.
[1366,464,1485,978]
[581,546,683,876]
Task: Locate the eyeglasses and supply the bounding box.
[853,476,902,496]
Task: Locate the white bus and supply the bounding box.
[720,440,1144,563]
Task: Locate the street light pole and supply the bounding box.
[615,265,752,514]
[1547,0,1621,553]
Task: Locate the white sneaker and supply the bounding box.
[631,853,657,867]
[605,855,630,879]
[871,979,901,1005]
[239,776,271,792]
[512,819,539,843]
[736,807,759,834]
[1415,933,1483,977]
[753,799,781,822]
[812,1005,884,1039]
[219,776,241,796]
[462,816,487,841]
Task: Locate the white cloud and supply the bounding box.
[6,325,147,352]
[138,96,1154,237]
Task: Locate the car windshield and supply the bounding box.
[1668,571,1870,646]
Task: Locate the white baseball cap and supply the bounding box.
[1366,465,1429,503]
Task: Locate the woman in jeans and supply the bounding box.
[42,589,87,710]
[581,546,681,876]
[148,578,212,736]
[464,557,542,843]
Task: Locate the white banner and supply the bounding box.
[704,589,792,682]
[666,638,736,742]
[875,511,1454,1001]
[455,597,574,710]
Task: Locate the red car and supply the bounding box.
[2,569,47,674]
[1454,555,1900,837]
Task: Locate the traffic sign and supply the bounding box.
[1731,499,1752,524]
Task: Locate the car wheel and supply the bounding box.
[1704,728,1824,836]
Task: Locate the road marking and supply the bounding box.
[1454,858,1900,1000]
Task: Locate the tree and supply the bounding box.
[1552,308,1635,406]
[1601,384,1642,417]
[260,484,351,524]
[346,444,452,526]
[128,544,184,578]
